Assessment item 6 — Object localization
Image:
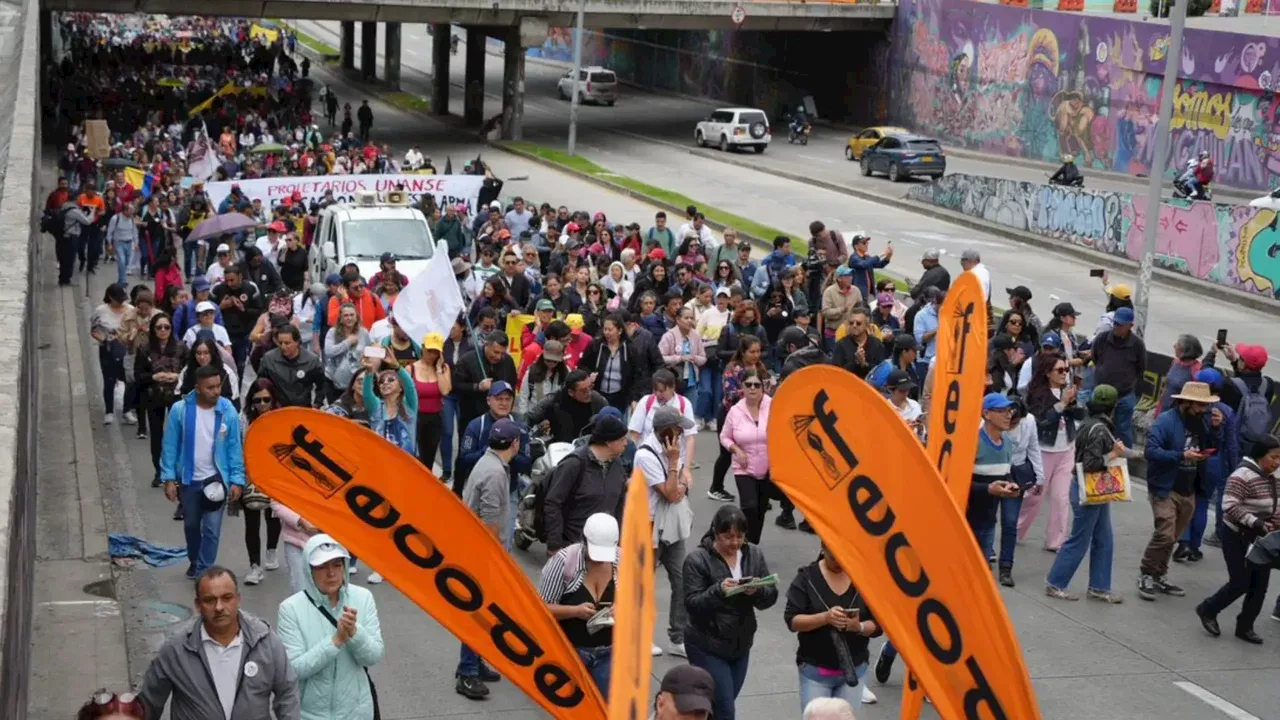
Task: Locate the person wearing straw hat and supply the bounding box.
[1139,381,1224,601]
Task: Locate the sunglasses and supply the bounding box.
[252,396,273,405]
[379,376,399,386]
[92,690,138,705]
[155,324,171,330]
[743,381,763,388]
[1052,367,1069,374]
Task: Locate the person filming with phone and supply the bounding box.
[784,544,881,715]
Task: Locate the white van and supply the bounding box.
[309,190,436,283]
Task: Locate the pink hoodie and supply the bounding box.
[719,395,772,479]
[271,500,314,549]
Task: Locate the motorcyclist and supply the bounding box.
[1049,154,1082,187]
[1180,151,1212,199]
[789,105,810,135]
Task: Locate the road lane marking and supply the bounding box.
[405,48,418,56]
[1173,681,1261,720]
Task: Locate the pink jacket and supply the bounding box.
[658,326,707,381]
[271,500,314,549]
[719,395,771,479]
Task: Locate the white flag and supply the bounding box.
[394,241,465,347]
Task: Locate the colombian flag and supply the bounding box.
[123,167,154,198]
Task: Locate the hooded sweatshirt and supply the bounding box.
[276,535,385,720]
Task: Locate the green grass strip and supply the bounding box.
[278,21,341,57]
[381,92,432,113]
[505,141,909,293]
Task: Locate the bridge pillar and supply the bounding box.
[384,22,401,90]
[360,22,377,81]
[430,24,450,116]
[463,27,485,127]
[340,21,355,71]
[500,27,524,141]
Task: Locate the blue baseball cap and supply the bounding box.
[1195,367,1225,390]
[191,276,211,292]
[324,273,343,286]
[982,393,1015,411]
[1113,307,1135,325]
[1040,331,1063,349]
[488,380,514,397]
[490,418,521,442]
[835,266,853,277]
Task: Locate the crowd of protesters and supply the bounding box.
[62,12,1280,720]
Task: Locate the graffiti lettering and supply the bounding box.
[1171,83,1233,140]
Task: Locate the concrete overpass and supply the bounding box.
[44,0,893,139]
[43,0,895,30]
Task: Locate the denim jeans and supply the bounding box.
[183,239,201,279]
[979,495,1024,569]
[440,395,458,473]
[1046,477,1114,592]
[231,335,252,377]
[1179,493,1213,550]
[1112,392,1137,448]
[457,643,481,678]
[656,539,687,644]
[685,642,749,720]
[679,377,700,414]
[798,662,867,715]
[576,646,613,701]
[180,481,226,575]
[696,363,722,422]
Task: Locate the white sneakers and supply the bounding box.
[861,686,877,704]
[651,643,663,657]
[367,572,384,584]
[104,414,115,426]
[264,549,279,571]
[245,565,265,585]
[651,642,687,657]
[348,565,358,575]
[122,410,138,425]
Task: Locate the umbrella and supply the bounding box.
[188,213,258,242]
[250,142,287,155]
[104,158,141,169]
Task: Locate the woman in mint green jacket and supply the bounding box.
[276,534,385,720]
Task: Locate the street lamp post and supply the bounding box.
[1134,0,1189,335]
[566,0,586,157]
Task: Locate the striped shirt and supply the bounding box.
[1222,460,1279,534]
[536,543,619,604]
[974,427,1012,479]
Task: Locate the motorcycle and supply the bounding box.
[1048,173,1084,188]
[1172,177,1212,201]
[788,122,811,145]
[513,436,575,551]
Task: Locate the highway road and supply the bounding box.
[62,45,1280,720]
[298,19,1279,371]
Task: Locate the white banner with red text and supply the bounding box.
[205,174,486,214]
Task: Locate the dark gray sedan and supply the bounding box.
[859,133,946,182]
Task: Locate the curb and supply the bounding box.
[605,130,1280,314]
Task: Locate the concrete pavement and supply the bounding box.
[300,19,1280,374]
[46,58,1280,720]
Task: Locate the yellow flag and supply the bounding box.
[505,313,535,372]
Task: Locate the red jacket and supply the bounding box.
[1196,161,1215,184]
[327,291,387,331]
[154,264,183,304]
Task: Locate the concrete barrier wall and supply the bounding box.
[0,0,41,716]
[906,174,1280,301]
[890,0,1280,193]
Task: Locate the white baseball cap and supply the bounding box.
[216,243,232,253]
[308,535,351,567]
[582,513,619,562]
[196,300,217,314]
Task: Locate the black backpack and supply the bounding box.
[531,450,586,542]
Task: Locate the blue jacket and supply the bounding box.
[1144,407,1222,498]
[159,393,246,487]
[1204,401,1239,492]
[458,412,532,489]
[848,252,890,300]
[172,297,224,339]
[276,535,384,720]
[362,367,418,454]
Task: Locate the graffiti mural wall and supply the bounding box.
[907,174,1280,299]
[524,29,890,124]
[891,0,1280,192]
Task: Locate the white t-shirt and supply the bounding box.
[628,394,696,464]
[729,552,743,580]
[894,398,923,422]
[255,235,283,267]
[635,436,683,518]
[206,262,228,285]
[184,323,231,348]
[1046,388,1071,452]
[192,405,219,481]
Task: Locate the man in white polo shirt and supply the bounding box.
[629,368,697,481]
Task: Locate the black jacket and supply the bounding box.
[582,338,644,402]
[452,348,519,428]
[909,265,951,299]
[246,259,283,297]
[626,326,664,393]
[783,561,882,669]
[832,334,886,379]
[1026,385,1087,447]
[134,340,187,411]
[717,322,771,365]
[542,445,627,552]
[499,271,532,310]
[209,281,264,338]
[682,530,778,660]
[527,388,607,443]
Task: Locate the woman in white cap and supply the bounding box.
[276,535,385,720]
[537,512,620,700]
